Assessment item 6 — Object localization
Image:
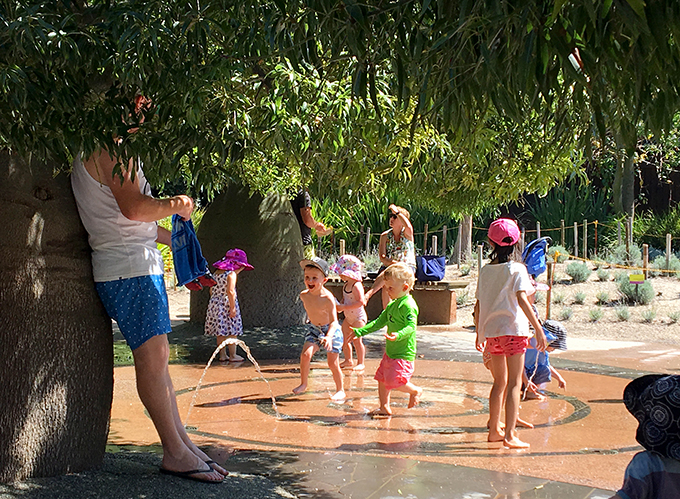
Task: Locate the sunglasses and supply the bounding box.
[389,213,398,219]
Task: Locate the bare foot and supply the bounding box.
[504,436,530,449]
[229,354,244,362]
[352,364,365,371]
[368,408,392,418]
[161,452,224,483]
[339,360,353,369]
[517,417,534,429]
[330,390,346,402]
[408,387,423,408]
[523,391,546,401]
[488,428,505,442]
[292,383,307,395]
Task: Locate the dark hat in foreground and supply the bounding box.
[623,374,680,459]
[299,257,330,277]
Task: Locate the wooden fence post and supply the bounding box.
[330,232,335,255]
[546,262,555,321]
[521,229,526,250]
[573,222,578,258]
[431,235,438,256]
[667,233,673,274]
[594,220,598,257]
[423,223,429,254]
[625,219,631,264]
[560,219,565,247]
[359,225,364,254]
[339,239,346,256]
[643,244,649,279]
[583,219,588,259]
[365,227,371,255]
[442,225,448,258]
[536,221,541,239]
[617,220,622,246]
[477,244,483,271]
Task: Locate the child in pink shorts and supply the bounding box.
[353,263,422,417]
[474,218,547,449]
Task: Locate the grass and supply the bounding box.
[596,291,610,305]
[573,291,587,305]
[669,311,680,324]
[596,268,610,282]
[589,307,604,322]
[641,309,657,323]
[559,307,573,321]
[552,292,565,304]
[615,306,630,322]
[456,290,469,306]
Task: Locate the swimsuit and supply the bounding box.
[341,283,367,325]
[304,323,343,354]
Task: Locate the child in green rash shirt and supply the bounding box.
[353,262,423,417]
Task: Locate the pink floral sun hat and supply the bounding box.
[330,254,364,281]
[213,248,254,271]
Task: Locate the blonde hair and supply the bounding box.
[395,206,411,220]
[384,262,415,290]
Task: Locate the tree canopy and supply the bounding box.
[3,0,680,213]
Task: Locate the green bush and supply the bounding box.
[641,309,657,323]
[596,268,610,282]
[456,290,469,306]
[596,291,610,305]
[459,265,471,277]
[573,291,587,304]
[361,250,382,272]
[605,244,642,267]
[566,262,592,283]
[589,307,604,322]
[548,245,569,263]
[669,311,680,324]
[559,307,573,321]
[552,292,565,304]
[615,306,630,322]
[617,279,655,305]
[650,255,680,278]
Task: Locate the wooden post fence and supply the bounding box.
[339,239,346,256]
[477,244,483,272]
[536,221,541,239]
[667,233,673,273]
[573,222,578,258]
[365,227,371,255]
[359,225,364,253]
[617,221,622,246]
[560,219,565,247]
[546,262,555,321]
[431,235,438,256]
[625,217,632,264]
[583,219,588,259]
[643,244,649,279]
[594,220,598,257]
[442,225,448,258]
[423,223,429,254]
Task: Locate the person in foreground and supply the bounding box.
[71,98,225,484]
[474,218,547,449]
[353,262,423,417]
[610,374,680,499]
[293,257,345,401]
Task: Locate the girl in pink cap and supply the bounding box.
[474,218,547,449]
[331,255,367,371]
[204,248,254,363]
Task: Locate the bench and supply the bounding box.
[325,277,469,325]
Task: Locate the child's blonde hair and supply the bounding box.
[384,262,415,290]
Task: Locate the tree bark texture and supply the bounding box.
[190,185,306,327]
[0,152,113,482]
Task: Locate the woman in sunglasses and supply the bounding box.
[365,204,416,308]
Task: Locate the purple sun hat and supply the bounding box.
[331,254,364,281]
[213,248,254,271]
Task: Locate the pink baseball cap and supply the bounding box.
[488,218,521,246]
[213,248,254,271]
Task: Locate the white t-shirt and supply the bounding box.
[475,261,535,344]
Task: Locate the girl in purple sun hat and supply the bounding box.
[205,249,253,362]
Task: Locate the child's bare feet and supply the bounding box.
[352,364,365,371]
[408,387,423,408]
[292,383,307,395]
[229,354,244,362]
[517,417,534,429]
[523,390,546,401]
[339,360,353,369]
[368,407,392,418]
[487,428,505,443]
[504,435,530,449]
[330,390,346,402]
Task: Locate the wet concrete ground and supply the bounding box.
[103,322,680,498]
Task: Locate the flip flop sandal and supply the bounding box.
[159,466,224,483]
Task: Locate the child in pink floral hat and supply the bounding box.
[331,255,367,371]
[204,249,253,363]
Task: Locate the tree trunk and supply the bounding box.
[451,215,472,264]
[0,152,113,482]
[190,185,306,327]
[621,153,636,219]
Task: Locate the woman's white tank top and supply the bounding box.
[70,154,164,282]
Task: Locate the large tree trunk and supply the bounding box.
[451,215,472,264]
[0,152,113,482]
[190,185,306,327]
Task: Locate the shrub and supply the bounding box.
[456,290,469,306]
[596,291,610,305]
[573,291,587,305]
[566,262,591,283]
[596,268,610,282]
[617,279,655,305]
[552,292,565,304]
[606,244,642,267]
[559,307,573,321]
[361,250,382,272]
[641,309,657,323]
[534,291,546,304]
[589,307,604,322]
[669,311,680,324]
[650,254,680,278]
[615,306,630,322]
[548,245,569,263]
[459,265,471,277]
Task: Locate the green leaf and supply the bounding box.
[625,0,647,19]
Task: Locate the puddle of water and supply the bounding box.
[184,337,281,426]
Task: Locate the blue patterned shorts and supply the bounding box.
[96,274,171,350]
[304,323,343,354]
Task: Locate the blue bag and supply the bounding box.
[171,214,210,287]
[522,236,551,278]
[415,255,446,282]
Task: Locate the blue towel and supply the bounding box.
[171,214,209,287]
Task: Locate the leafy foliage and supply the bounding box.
[616,275,655,305]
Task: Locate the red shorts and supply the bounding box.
[374,354,414,390]
[486,335,529,356]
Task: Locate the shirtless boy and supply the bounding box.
[293,257,345,402]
